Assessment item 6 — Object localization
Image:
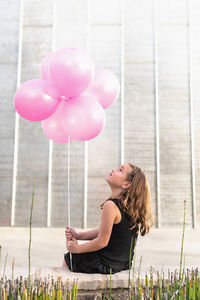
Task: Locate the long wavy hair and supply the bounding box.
[100,163,155,236]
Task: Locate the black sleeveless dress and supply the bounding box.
[64,198,138,274]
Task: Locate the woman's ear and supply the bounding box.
[122,182,131,189]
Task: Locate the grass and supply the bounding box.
[28,176,35,296]
[1,269,199,300]
[0,183,199,299]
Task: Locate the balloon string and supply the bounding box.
[67,135,73,271]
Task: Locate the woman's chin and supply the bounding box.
[105,176,110,182]
[105,177,112,186]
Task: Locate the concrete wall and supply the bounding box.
[0,0,200,228]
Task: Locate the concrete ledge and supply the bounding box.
[32,267,134,290]
[7,266,142,290]
[9,264,197,292]
[1,226,200,292]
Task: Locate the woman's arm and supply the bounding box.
[75,201,117,253]
[77,228,99,240]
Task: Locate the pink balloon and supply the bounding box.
[60,95,105,141]
[14,79,60,122]
[49,47,94,98]
[42,100,75,143]
[40,52,56,80]
[83,68,120,109]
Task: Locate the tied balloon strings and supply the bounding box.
[67,135,73,271]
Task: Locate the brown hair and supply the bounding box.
[100,163,155,236]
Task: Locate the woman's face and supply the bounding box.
[106,163,132,188]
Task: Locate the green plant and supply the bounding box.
[28,177,35,296]
[3,251,8,283]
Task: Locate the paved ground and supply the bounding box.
[0,226,199,289]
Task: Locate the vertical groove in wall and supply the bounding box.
[83,0,90,229]
[47,140,53,227]
[120,0,124,165]
[47,0,57,227]
[11,0,24,226]
[153,0,160,228]
[187,0,196,228]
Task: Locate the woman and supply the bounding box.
[62,163,154,274]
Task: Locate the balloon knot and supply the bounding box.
[60,96,71,102]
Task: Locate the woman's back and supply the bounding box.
[95,198,139,273]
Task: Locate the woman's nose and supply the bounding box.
[112,168,115,173]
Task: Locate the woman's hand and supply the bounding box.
[66,237,79,253]
[65,226,78,240]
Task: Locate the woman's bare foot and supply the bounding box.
[62,259,70,270]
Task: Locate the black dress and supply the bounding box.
[64,198,138,274]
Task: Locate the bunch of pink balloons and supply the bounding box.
[14,47,120,143]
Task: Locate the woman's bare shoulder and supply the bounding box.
[103,199,118,206]
[103,200,120,213]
